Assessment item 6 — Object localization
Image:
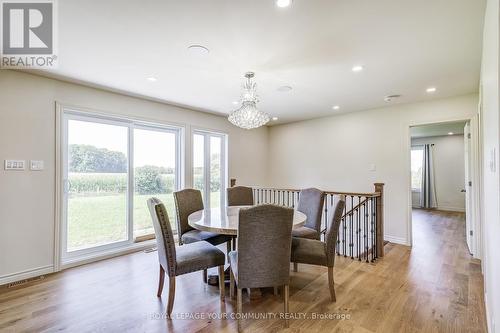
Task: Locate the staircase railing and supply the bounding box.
[232,180,384,262]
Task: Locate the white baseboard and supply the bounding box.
[0,265,54,286]
[485,291,492,333]
[412,206,465,212]
[437,206,466,212]
[384,235,410,246]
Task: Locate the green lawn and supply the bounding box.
[67,192,220,252]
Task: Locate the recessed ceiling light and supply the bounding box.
[272,117,279,121]
[232,101,239,105]
[147,77,157,82]
[352,65,364,72]
[277,85,293,92]
[276,0,292,8]
[448,132,454,135]
[187,44,210,56]
[426,87,437,93]
[332,105,340,110]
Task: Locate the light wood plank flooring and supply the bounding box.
[0,209,487,332]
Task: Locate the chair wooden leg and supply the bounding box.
[237,288,242,332]
[284,284,290,328]
[293,262,298,272]
[328,266,336,302]
[230,268,235,299]
[157,265,165,297]
[218,265,225,302]
[273,286,278,296]
[166,276,176,318]
[203,269,208,283]
[226,241,232,263]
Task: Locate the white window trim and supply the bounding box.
[56,103,184,268]
[192,128,228,209]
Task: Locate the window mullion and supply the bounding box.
[127,124,134,243]
[204,133,211,208]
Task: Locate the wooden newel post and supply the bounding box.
[230,178,236,187]
[374,183,385,258]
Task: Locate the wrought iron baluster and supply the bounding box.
[370,198,375,261]
[323,195,328,241]
[363,197,370,262]
[343,203,347,257]
[350,196,354,259]
[373,197,380,261]
[357,196,361,261]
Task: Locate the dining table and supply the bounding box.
[187,205,307,298]
[187,205,307,236]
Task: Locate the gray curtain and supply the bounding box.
[420,144,437,208]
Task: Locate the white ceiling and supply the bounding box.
[35,0,485,124]
[410,121,467,138]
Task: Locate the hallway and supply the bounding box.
[410,209,487,332]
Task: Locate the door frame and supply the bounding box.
[405,115,482,259]
[61,111,133,261]
[54,102,184,271]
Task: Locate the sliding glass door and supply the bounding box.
[193,131,227,209]
[66,118,129,252]
[62,111,181,260]
[133,127,179,239]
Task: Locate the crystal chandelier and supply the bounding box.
[228,72,270,129]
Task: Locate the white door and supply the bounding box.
[464,122,473,254]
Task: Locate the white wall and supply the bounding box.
[479,0,500,331]
[411,135,466,212]
[267,94,478,245]
[0,70,269,282]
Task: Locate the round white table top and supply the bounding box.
[188,206,307,236]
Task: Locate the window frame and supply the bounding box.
[192,129,228,209]
[60,107,183,263]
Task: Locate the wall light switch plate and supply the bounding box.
[369,164,376,172]
[4,160,25,170]
[30,160,44,171]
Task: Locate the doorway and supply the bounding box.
[60,107,182,264]
[409,120,480,258]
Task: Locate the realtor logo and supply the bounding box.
[1,0,57,68]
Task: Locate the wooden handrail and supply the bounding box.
[251,187,381,198]
[320,197,369,235]
[342,197,369,217]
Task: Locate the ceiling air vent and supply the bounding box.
[384,94,401,102]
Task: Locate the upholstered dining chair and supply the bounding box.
[227,186,254,206]
[291,188,325,271]
[290,195,346,302]
[147,198,226,317]
[173,189,233,282]
[228,205,294,331]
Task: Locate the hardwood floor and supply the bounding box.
[0,209,487,332]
